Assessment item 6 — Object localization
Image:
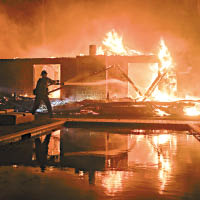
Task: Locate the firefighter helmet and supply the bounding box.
[41,70,47,75]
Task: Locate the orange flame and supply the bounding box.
[183,103,200,116]
[97,30,143,56]
[158,39,173,72]
[150,39,177,102]
[96,30,200,116]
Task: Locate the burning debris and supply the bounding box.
[95,30,200,117]
[0,92,34,112]
[183,103,200,116]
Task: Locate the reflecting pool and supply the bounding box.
[0,127,200,200]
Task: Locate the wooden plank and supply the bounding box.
[0,109,14,114]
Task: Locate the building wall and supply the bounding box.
[0,55,158,99]
[106,55,159,99]
[0,58,77,97]
[70,55,107,100]
[0,59,33,95]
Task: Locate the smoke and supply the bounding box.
[0,0,199,59]
[1,0,200,95]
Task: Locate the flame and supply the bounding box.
[96,30,200,116]
[185,95,200,101]
[97,30,143,56]
[150,39,177,102]
[151,88,177,102]
[183,103,200,116]
[158,39,173,72]
[96,31,180,105]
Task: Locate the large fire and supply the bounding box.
[97,29,144,56]
[97,30,200,116]
[151,39,177,102]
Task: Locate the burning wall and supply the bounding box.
[94,30,177,101]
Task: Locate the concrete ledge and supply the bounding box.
[64,117,200,125]
[0,112,35,125]
[0,120,65,144]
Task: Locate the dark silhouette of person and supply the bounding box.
[32,70,58,117]
[35,134,51,172]
[88,169,95,185]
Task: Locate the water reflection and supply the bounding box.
[34,134,51,172]
[0,127,200,199]
[148,134,177,193]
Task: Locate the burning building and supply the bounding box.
[0,52,159,101]
[0,30,199,117]
[0,30,174,100]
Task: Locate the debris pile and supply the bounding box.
[0,93,34,112]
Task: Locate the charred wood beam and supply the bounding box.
[116,65,143,97]
[142,70,168,101]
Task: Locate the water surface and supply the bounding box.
[0,127,200,200]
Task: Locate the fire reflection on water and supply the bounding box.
[1,126,200,199]
[97,171,122,195]
[148,133,177,193]
[93,131,177,195]
[14,126,197,198]
[96,171,131,196]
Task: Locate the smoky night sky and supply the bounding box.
[0,0,200,64]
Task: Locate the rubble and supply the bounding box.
[0,92,34,112]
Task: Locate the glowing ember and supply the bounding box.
[154,108,170,117]
[97,30,143,56]
[151,88,178,102]
[183,103,200,116]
